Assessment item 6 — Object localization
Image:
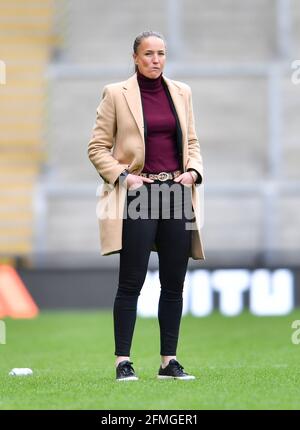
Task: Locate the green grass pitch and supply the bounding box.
[1,310,300,410]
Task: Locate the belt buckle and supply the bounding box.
[157,171,169,181]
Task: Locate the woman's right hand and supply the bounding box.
[126,174,154,190]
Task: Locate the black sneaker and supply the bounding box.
[157,359,196,380]
[116,360,138,381]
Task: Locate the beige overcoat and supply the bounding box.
[88,72,205,260]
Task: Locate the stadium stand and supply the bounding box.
[1,0,300,268]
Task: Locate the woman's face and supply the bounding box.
[133,36,166,79]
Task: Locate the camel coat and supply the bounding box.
[88,72,205,260]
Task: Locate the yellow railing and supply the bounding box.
[0,0,62,264]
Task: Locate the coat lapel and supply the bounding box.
[122,72,186,144]
[122,74,145,142]
[162,75,186,141]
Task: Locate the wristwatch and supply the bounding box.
[117,169,129,185]
[120,169,129,179]
[114,169,129,186]
[188,170,198,183]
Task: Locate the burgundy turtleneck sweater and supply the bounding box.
[137,69,180,173]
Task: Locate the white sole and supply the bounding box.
[116,376,139,381]
[157,375,195,380]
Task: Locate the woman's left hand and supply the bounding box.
[173,171,195,186]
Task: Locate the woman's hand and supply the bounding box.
[173,171,196,187]
[126,174,154,190]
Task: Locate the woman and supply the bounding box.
[88,31,205,381]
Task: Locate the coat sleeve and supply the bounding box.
[185,86,204,185]
[87,85,129,185]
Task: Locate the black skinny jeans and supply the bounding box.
[113,179,194,356]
